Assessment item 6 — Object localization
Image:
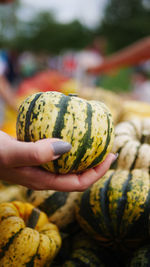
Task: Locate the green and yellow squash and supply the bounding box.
[0,201,61,266]
[112,118,150,171]
[76,169,150,251]
[128,244,150,267]
[62,231,107,267]
[16,91,114,174]
[25,189,81,230]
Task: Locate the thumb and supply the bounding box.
[3,138,72,168]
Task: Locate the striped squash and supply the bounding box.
[16,91,114,174]
[0,201,61,266]
[112,118,150,171]
[62,231,107,267]
[128,245,150,267]
[25,189,81,230]
[76,169,150,251]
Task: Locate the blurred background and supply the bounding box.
[1,0,150,136]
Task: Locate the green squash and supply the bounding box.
[25,189,81,230]
[76,169,150,251]
[16,91,114,174]
[128,245,150,267]
[62,231,107,267]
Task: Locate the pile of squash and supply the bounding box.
[1,86,150,266]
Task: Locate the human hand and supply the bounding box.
[0,131,117,191]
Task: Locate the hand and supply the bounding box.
[0,131,116,191]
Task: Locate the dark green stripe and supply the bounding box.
[38,192,69,216]
[99,172,115,237]
[0,228,23,259]
[70,102,93,172]
[78,174,114,239]
[24,93,42,142]
[125,184,150,240]
[16,105,24,138]
[88,112,112,168]
[26,242,40,267]
[68,248,102,266]
[52,95,71,173]
[129,145,140,170]
[27,208,41,229]
[26,259,35,267]
[116,173,132,235]
[63,258,85,266]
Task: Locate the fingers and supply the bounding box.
[2,153,116,191]
[76,153,117,191]
[0,138,71,168]
[44,153,117,191]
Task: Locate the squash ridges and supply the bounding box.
[25,93,42,141]
[69,102,93,172]
[116,173,132,234]
[52,94,71,172]
[99,172,115,237]
[88,112,112,168]
[38,192,69,216]
[78,188,105,236]
[0,228,23,260]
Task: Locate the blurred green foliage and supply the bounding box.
[99,68,134,92]
[0,0,150,55]
[97,0,150,53]
[0,2,94,53]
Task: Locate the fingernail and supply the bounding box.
[112,153,119,162]
[51,141,72,156]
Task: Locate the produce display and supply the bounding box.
[112,118,150,171]
[1,72,150,266]
[24,189,81,229]
[128,245,150,266]
[78,86,123,124]
[0,201,62,266]
[119,100,150,122]
[16,91,114,174]
[76,169,150,251]
[62,231,107,267]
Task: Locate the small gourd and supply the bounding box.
[112,118,150,171]
[0,201,61,266]
[16,91,114,174]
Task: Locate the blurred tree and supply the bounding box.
[0,0,20,47]
[0,7,94,54]
[96,0,150,53]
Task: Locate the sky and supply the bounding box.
[20,0,107,28]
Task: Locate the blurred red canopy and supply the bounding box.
[0,0,14,3]
[88,37,150,74]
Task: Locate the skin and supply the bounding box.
[0,0,116,191]
[0,131,116,191]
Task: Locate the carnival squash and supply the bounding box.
[62,231,106,267]
[112,118,150,171]
[76,169,150,251]
[16,91,114,174]
[0,201,61,266]
[25,189,81,229]
[128,244,150,266]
